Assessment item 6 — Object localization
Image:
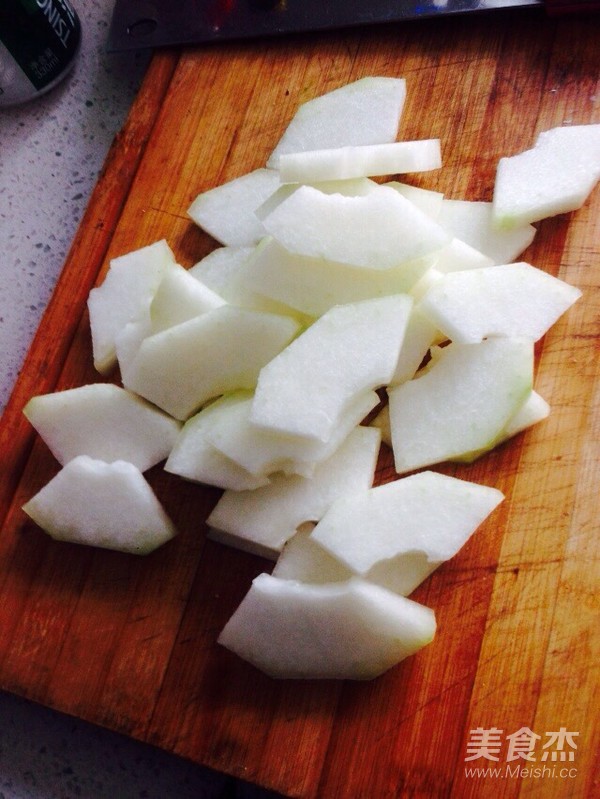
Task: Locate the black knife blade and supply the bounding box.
[107,0,545,52]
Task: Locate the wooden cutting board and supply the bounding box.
[1,9,598,798]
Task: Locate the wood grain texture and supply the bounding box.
[1,10,598,798]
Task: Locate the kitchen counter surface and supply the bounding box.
[0,0,147,415]
[0,2,276,797]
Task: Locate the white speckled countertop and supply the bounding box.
[0,0,148,415]
[0,3,279,797]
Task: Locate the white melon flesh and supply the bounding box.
[385,181,445,219]
[188,246,255,296]
[419,261,582,343]
[388,338,534,474]
[451,389,550,464]
[267,76,407,169]
[373,386,549,455]
[432,238,494,273]
[272,525,352,583]
[493,124,600,228]
[255,178,379,221]
[218,574,436,680]
[389,306,439,386]
[22,456,177,555]
[122,306,300,420]
[187,168,281,246]
[207,426,380,559]
[149,264,225,333]
[310,472,504,595]
[503,389,550,438]
[87,240,177,374]
[206,389,380,478]
[189,244,306,318]
[23,383,181,472]
[250,295,412,443]
[437,199,536,264]
[262,184,450,270]
[236,237,433,317]
[164,394,269,490]
[370,404,393,448]
[278,140,442,184]
[114,316,153,387]
[408,268,445,302]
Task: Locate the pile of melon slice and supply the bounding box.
[22,78,599,679]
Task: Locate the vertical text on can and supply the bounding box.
[0,0,81,106]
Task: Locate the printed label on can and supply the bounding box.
[0,0,81,103]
